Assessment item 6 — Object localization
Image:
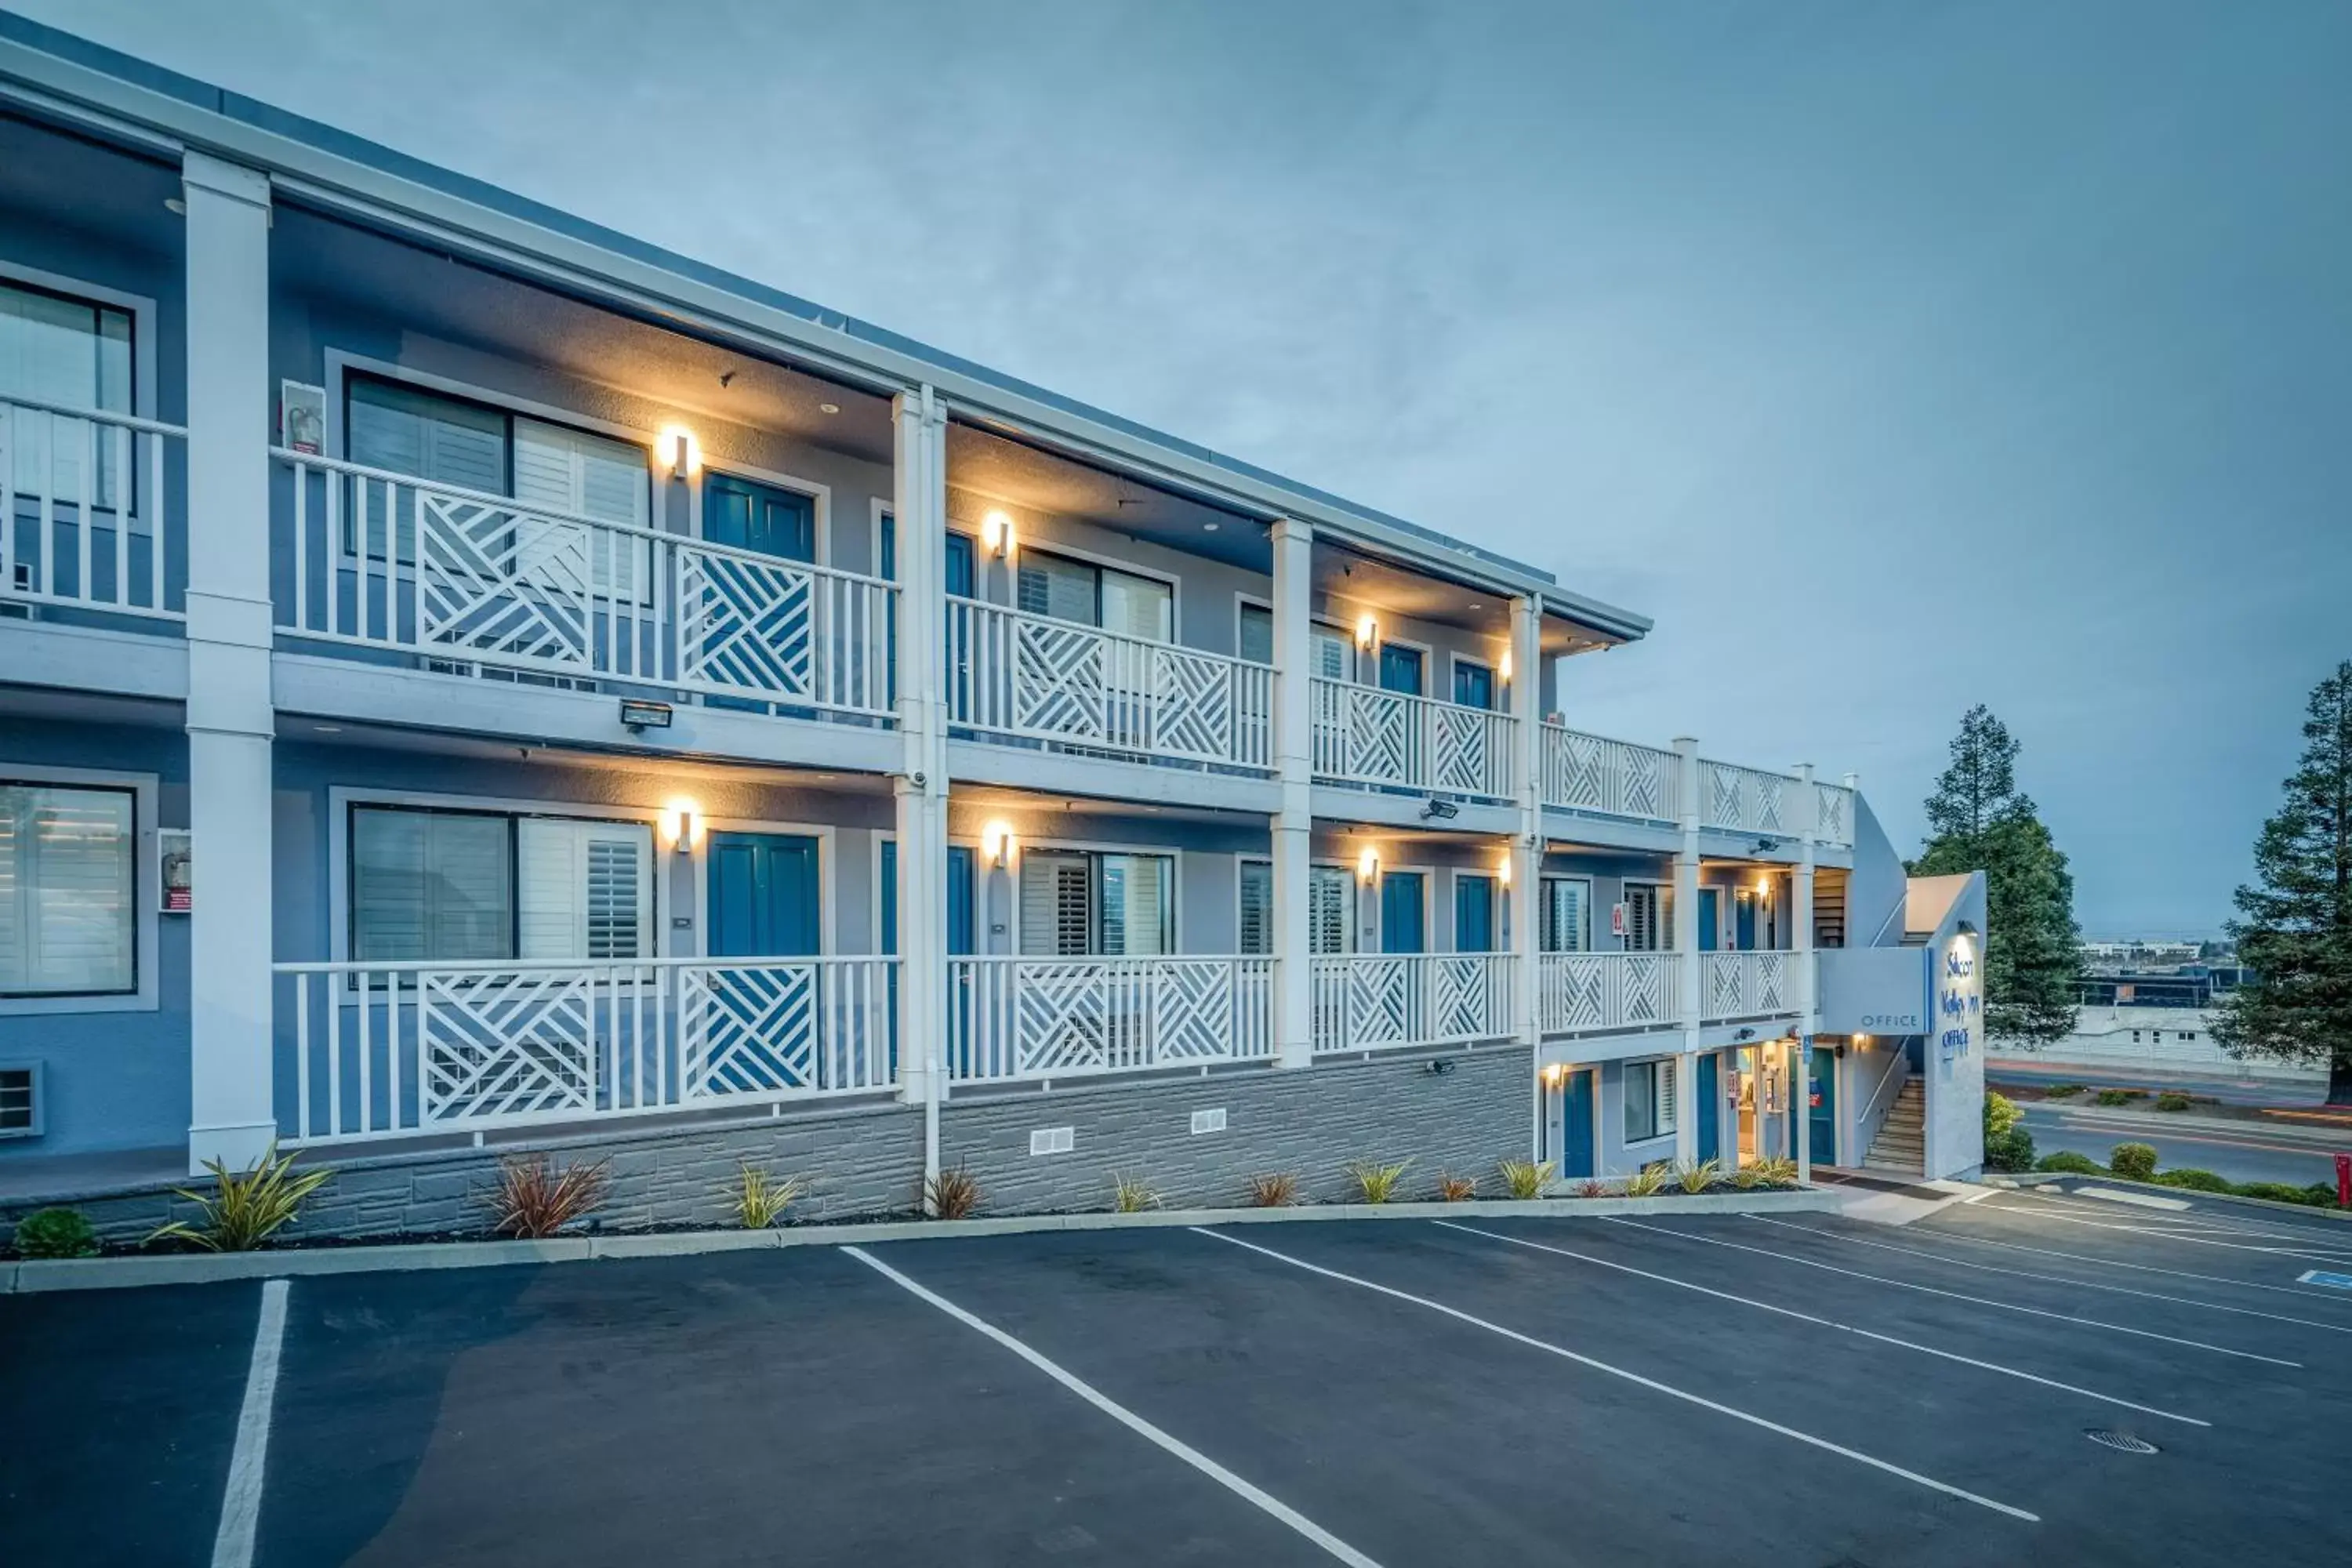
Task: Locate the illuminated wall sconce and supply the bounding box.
[664,800,701,855]
[981,509,1014,557]
[980,819,1016,869]
[1853,1032,1873,1047]
[1356,846,1380,884]
[1754,873,1773,900]
[1354,613,1378,651]
[1498,645,1514,682]
[655,426,700,480]
[1541,1062,1566,1088]
[1497,854,1513,887]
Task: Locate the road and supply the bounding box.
[2020,1102,2350,1189]
[1991,1058,2328,1109]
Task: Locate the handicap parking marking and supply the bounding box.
[2299,1270,2352,1291]
[1595,1215,2299,1367]
[1751,1217,2352,1337]
[1189,1226,2041,1523]
[841,1245,1386,1568]
[212,1278,290,1568]
[1432,1221,2209,1426]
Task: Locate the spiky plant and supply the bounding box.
[1247,1171,1300,1207]
[1673,1157,1722,1195]
[927,1163,982,1220]
[734,1163,804,1229]
[1111,1172,1160,1213]
[150,1142,334,1253]
[1436,1172,1479,1203]
[1345,1158,1412,1204]
[1497,1158,1555,1200]
[1621,1163,1671,1198]
[1574,1178,1611,1200]
[484,1154,610,1240]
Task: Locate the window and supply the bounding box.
[1238,860,1272,955]
[1624,883,1672,952]
[1311,623,1354,683]
[1238,602,1274,665]
[0,783,136,997]
[1018,850,1174,956]
[1624,1058,1679,1143]
[1017,547,1171,641]
[1541,877,1590,953]
[3,278,135,507]
[350,805,652,964]
[1309,865,1355,954]
[1453,658,1494,711]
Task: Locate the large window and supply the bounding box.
[1541,877,1590,953]
[1309,865,1355,954]
[3,277,135,508]
[1624,1057,1679,1143]
[1018,547,1172,642]
[350,805,652,965]
[1237,602,1273,666]
[0,782,136,997]
[1018,850,1174,957]
[1623,882,1672,953]
[1238,859,1272,955]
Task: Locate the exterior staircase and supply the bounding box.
[1813,877,1847,949]
[1863,1079,1926,1174]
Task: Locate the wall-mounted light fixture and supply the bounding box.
[1355,613,1378,651]
[1754,873,1773,900]
[1356,845,1380,884]
[1498,645,1514,682]
[982,509,1014,557]
[1541,1062,1566,1088]
[1497,853,1513,887]
[981,819,1016,869]
[655,426,700,480]
[664,800,702,855]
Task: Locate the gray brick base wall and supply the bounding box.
[4,1046,1534,1247]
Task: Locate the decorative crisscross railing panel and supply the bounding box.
[1700,951,1794,1022]
[1309,953,1516,1052]
[1814,782,1853,847]
[677,547,815,700]
[1311,678,1515,800]
[2,397,183,619]
[681,963,818,1097]
[419,969,601,1125]
[1700,760,1792,836]
[1539,952,1679,1034]
[1540,726,1679,822]
[416,493,604,669]
[946,956,1273,1083]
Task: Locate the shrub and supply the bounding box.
[1673,1158,1721,1195]
[2034,1150,2103,1175]
[2231,1181,2332,1207]
[1621,1163,1670,1198]
[733,1164,803,1229]
[1247,1171,1299,1208]
[1345,1158,1412,1204]
[483,1154,610,1240]
[2095,1088,2143,1108]
[1730,1163,1768,1191]
[1110,1172,1160,1213]
[2154,1091,2194,1113]
[1573,1178,1611,1199]
[1983,1124,2038,1172]
[1748,1156,1800,1187]
[2153,1167,2231,1193]
[927,1163,982,1220]
[12,1207,98,1259]
[1436,1172,1479,1203]
[1984,1091,2024,1140]
[2043,1083,2086,1099]
[151,1142,334,1252]
[1497,1158,1555,1200]
[2107,1142,2158,1182]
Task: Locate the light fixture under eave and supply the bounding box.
[1498,646,1513,682]
[1356,846,1380,884]
[1497,854,1513,887]
[664,801,702,855]
[982,508,1014,557]
[818,402,840,415]
[980,820,1015,869]
[655,426,700,479]
[1355,613,1378,650]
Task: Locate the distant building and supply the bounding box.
[2006,965,2321,1087]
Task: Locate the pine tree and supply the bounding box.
[1909,705,2079,1046]
[2212,662,2352,1105]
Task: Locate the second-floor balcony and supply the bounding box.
[949,954,1276,1085]
[270,451,898,720]
[1311,951,1519,1053]
[2,397,184,624]
[1537,950,1681,1036]
[1312,677,1517,802]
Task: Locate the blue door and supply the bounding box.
[1452,661,1494,711]
[944,532,975,597]
[706,833,820,956]
[1735,890,1759,951]
[703,473,815,563]
[1699,887,1722,951]
[1807,1045,1836,1165]
[1559,1069,1595,1178]
[1377,642,1424,695]
[1454,874,1494,953]
[1696,1053,1721,1163]
[1381,872,1425,953]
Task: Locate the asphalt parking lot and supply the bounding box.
[6,1190,2350,1567]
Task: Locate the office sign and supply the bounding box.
[1815,946,1929,1035]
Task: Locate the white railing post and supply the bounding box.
[1510,595,1544,1152]
[183,152,279,1176]
[1794,761,1819,1179]
[1271,517,1315,1069]
[1671,736,1702,1167]
[892,386,950,1208]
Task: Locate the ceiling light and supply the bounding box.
[312,724,343,735]
[818,402,840,415]
[1203,521,1219,532]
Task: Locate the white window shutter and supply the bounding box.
[516,818,652,962]
[1020,852,1091,957]
[1658,1058,1679,1133]
[1017,551,1097,626]
[512,418,650,597]
[1238,862,1272,956]
[1308,865,1352,956]
[0,785,134,996]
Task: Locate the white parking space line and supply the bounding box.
[1598,1217,2299,1367]
[210,1278,289,1568]
[840,1247,1385,1568]
[1748,1218,2352,1336]
[1432,1221,2208,1426]
[1980,1200,2352,1265]
[1917,1221,2352,1303]
[1191,1227,2040,1523]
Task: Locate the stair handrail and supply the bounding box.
[1858,1048,1912,1156]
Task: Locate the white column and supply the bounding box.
[892,386,950,1203]
[182,154,277,1174]
[1269,518,1315,1069]
[1671,736,1702,1165]
[1508,597,1544,1152]
[1793,762,1819,1180]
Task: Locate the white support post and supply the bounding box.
[1270,518,1315,1069]
[1509,597,1544,1154]
[183,154,278,1175]
[1794,761,1819,1181]
[892,387,951,1207]
[1672,736,1702,1166]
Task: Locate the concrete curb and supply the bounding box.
[0,1185,1840,1294]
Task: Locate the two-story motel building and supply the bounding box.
[0,14,1987,1231]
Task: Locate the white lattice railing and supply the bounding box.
[1700,950,1797,1022]
[1537,951,1681,1035]
[1699,760,1795,837]
[948,956,1274,1083]
[1309,953,1518,1053]
[1310,677,1516,800]
[275,956,898,1145]
[943,597,1272,770]
[2,397,183,620]
[273,452,896,716]
[1541,725,1679,822]
[1813,780,1856,848]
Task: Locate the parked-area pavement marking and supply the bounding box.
[1912,1221,2352,1302]
[1979,1199,2352,1267]
[211,1278,288,1568]
[1189,1226,2040,1523]
[1432,1221,2208,1425]
[841,1246,1385,1568]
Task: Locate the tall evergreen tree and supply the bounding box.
[1909,705,2079,1046]
[2212,662,2352,1105]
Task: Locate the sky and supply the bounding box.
[22,0,2350,935]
